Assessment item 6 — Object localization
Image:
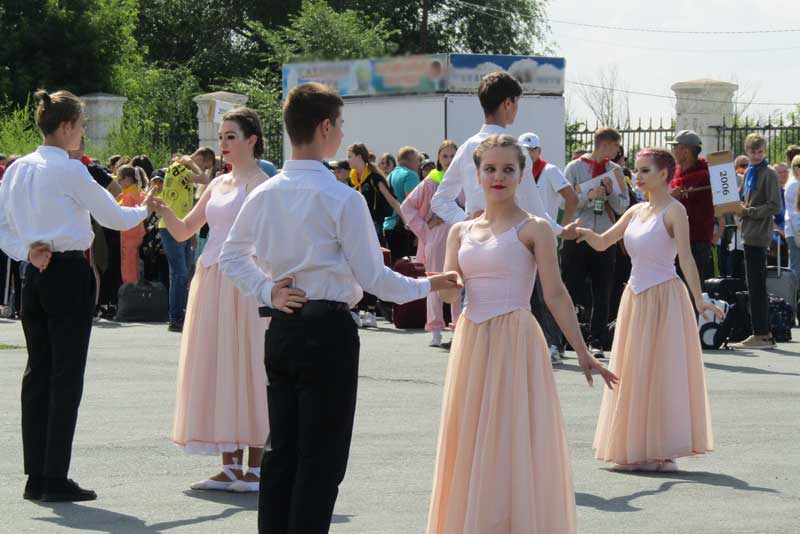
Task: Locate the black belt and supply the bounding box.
[259,300,349,320]
[51,251,86,260]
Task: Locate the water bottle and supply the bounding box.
[592,197,605,215]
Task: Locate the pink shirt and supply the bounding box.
[200,179,249,267]
[624,203,679,294]
[458,219,536,323]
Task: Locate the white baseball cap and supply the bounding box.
[518,132,541,149]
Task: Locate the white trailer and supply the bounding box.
[282,54,567,168]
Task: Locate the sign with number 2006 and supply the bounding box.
[707,150,740,216]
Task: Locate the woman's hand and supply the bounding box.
[698,300,726,322]
[577,349,619,389]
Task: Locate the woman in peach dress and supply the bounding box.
[427,134,617,534]
[155,107,270,492]
[577,148,722,472]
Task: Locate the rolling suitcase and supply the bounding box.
[391,256,427,329]
[766,232,798,322]
[115,280,168,322]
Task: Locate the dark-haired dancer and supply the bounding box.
[0,90,154,501]
[577,149,722,472]
[154,107,270,492]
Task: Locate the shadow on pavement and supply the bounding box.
[577,470,779,512]
[703,362,800,377]
[32,490,258,533]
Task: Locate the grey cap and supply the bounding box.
[667,130,702,147]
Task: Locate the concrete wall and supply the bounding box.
[81,93,127,149]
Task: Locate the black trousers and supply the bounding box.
[744,245,769,336]
[259,309,360,534]
[20,254,95,479]
[561,240,615,344]
[530,273,563,349]
[677,242,712,284]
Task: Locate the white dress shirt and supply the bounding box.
[430,124,562,234]
[0,146,148,261]
[219,160,431,309]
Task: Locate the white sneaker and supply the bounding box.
[429,330,443,347]
[549,345,562,365]
[362,312,378,328]
[350,311,362,327]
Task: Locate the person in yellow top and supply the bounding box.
[159,148,215,331]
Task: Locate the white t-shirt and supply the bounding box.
[533,162,571,220]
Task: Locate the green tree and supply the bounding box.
[335,0,551,55]
[233,0,399,130]
[0,0,140,106]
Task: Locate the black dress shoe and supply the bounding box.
[167,322,183,333]
[23,476,43,500]
[40,479,97,502]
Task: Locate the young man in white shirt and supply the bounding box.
[218,82,459,534]
[519,132,578,363]
[431,72,578,240]
[0,90,153,502]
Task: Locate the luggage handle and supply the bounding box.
[774,229,783,278]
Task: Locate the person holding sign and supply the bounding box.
[563,128,629,358]
[576,148,722,472]
[668,130,725,281]
[729,134,783,350]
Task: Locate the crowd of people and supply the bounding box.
[0,72,796,534]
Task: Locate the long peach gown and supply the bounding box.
[593,202,713,464]
[427,218,577,534]
[401,177,462,331]
[171,179,269,454]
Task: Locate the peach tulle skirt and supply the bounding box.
[171,261,269,455]
[427,310,577,534]
[593,278,714,464]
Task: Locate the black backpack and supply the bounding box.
[702,292,752,349]
[768,296,793,342]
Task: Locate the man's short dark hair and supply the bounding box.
[283,82,344,146]
[478,72,523,116]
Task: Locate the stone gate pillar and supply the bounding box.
[193,91,249,152]
[81,93,127,149]
[671,79,738,155]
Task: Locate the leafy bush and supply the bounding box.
[0,101,42,157]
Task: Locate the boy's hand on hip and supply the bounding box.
[271,278,307,314]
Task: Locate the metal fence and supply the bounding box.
[710,117,800,163]
[264,131,284,167]
[566,119,676,167]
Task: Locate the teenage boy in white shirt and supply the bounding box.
[219,82,459,534]
[0,90,154,502]
[431,72,578,241]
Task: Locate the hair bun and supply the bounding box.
[34,89,51,106]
